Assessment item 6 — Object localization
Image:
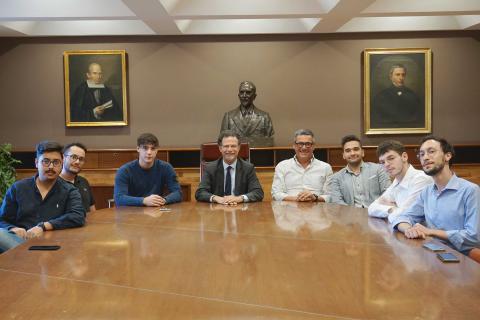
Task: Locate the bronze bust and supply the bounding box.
[220,81,274,147]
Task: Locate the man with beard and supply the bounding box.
[0,141,85,253]
[272,129,332,202]
[114,133,182,207]
[391,136,480,255]
[371,64,424,128]
[220,81,274,147]
[369,140,432,223]
[60,143,96,214]
[327,135,390,207]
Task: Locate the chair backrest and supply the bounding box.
[200,142,250,179]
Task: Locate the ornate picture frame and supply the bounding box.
[364,48,431,135]
[64,50,128,127]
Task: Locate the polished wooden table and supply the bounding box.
[0,202,479,319]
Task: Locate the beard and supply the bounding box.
[423,162,445,176]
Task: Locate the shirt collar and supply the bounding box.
[223,159,237,170]
[345,161,364,174]
[293,155,314,168]
[395,164,414,188]
[433,174,460,192]
[240,105,255,117]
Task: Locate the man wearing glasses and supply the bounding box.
[114,133,182,206]
[327,135,390,207]
[0,141,85,253]
[60,143,96,213]
[391,136,480,256]
[271,129,332,202]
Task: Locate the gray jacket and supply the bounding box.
[327,162,391,207]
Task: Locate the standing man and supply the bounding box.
[60,142,96,214]
[70,62,122,122]
[391,136,480,255]
[328,135,390,207]
[272,129,332,202]
[368,140,432,223]
[114,133,182,206]
[220,81,274,147]
[371,64,424,128]
[0,141,85,253]
[195,130,264,205]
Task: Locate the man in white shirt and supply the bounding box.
[368,140,432,223]
[271,129,333,202]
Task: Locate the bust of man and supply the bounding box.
[220,81,274,147]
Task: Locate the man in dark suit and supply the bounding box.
[195,130,264,205]
[371,64,424,128]
[70,62,122,122]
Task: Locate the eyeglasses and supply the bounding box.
[66,154,86,163]
[295,142,313,148]
[40,158,62,167]
[417,148,438,159]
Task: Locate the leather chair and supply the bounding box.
[200,142,250,180]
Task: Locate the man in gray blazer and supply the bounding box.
[195,130,264,205]
[327,135,391,207]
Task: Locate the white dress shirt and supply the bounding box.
[271,156,333,201]
[368,165,433,223]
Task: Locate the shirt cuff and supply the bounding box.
[242,195,249,203]
[209,195,215,203]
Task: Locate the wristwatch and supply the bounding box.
[37,222,47,231]
[313,194,319,202]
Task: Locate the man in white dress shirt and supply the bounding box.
[368,140,432,223]
[271,129,333,202]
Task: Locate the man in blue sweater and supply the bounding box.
[114,133,182,206]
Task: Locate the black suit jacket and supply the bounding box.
[195,158,264,202]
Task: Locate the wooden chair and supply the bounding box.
[200,142,250,180]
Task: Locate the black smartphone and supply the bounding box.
[28,245,61,251]
[437,252,460,263]
[422,242,445,252]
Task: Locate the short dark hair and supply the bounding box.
[137,133,159,147]
[341,135,362,149]
[419,135,455,164]
[63,142,87,155]
[377,140,405,157]
[218,130,241,145]
[36,141,63,158]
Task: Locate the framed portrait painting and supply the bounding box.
[364,48,431,135]
[64,50,128,127]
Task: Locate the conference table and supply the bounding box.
[0,202,479,319]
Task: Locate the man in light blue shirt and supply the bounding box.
[391,135,480,255]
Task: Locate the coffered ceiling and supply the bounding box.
[0,0,479,36]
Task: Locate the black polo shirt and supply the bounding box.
[0,176,85,230]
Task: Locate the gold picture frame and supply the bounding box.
[64,50,128,127]
[364,48,431,135]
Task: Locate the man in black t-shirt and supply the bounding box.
[60,143,96,214]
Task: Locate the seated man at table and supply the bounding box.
[271,129,332,202]
[327,135,390,207]
[0,141,85,253]
[195,130,264,205]
[60,142,96,214]
[391,136,480,255]
[114,133,182,206]
[369,140,432,223]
